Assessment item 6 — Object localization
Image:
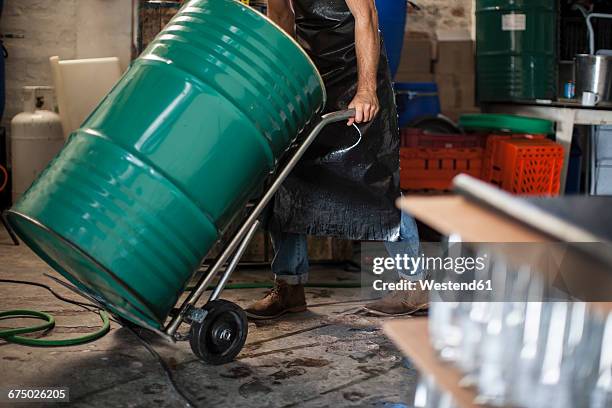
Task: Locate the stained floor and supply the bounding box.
[0,225,418,407]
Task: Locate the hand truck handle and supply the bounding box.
[252,107,358,210]
[319,108,357,124]
[301,108,356,143]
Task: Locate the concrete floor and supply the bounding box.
[0,226,418,407]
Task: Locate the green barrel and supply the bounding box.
[6,0,325,332]
[476,0,557,102]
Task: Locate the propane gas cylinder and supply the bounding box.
[10,86,64,202]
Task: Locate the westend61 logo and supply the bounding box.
[372,254,488,276]
[370,254,493,293]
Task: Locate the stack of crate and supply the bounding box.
[137,0,183,54]
[137,0,268,55]
[400,130,565,195]
[482,134,564,195]
[400,129,487,191]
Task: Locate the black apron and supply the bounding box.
[271,0,401,241]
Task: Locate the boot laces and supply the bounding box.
[266,281,284,300]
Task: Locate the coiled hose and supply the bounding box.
[0,279,110,347]
[0,309,110,347]
[0,279,360,347]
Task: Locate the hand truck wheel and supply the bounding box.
[189,299,248,365]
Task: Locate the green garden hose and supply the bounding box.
[0,309,110,347]
[0,278,358,348]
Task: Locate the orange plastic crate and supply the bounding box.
[400,147,484,190]
[400,128,487,148]
[481,134,547,181]
[485,138,564,196]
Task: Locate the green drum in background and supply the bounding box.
[7,0,325,331]
[476,0,557,102]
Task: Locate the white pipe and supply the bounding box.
[587,13,612,55]
[572,5,612,55]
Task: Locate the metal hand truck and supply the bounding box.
[161,108,356,364]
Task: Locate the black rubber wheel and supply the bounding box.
[189,300,248,365]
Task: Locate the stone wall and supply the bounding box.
[1,0,132,129]
[2,0,473,125]
[1,0,474,129]
[407,0,474,36]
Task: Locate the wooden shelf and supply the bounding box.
[397,196,612,314]
[397,196,549,243]
[389,196,612,406]
[383,318,489,408]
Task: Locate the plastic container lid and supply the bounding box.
[459,114,554,135]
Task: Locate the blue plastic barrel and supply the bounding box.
[395,82,441,127]
[375,0,407,79]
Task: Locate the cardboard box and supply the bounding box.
[395,72,435,83]
[434,29,474,74]
[435,73,475,111]
[396,32,433,75]
[435,73,457,112]
[456,73,475,108]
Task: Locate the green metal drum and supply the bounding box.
[7,0,325,332]
[476,0,557,102]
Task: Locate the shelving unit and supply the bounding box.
[384,318,488,408]
[386,192,612,407]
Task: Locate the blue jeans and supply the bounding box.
[270,212,421,284]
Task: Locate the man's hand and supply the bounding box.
[347,89,380,126]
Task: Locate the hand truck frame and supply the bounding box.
[165,108,356,364]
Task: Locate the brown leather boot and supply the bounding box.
[245,279,307,320]
[364,280,429,316]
